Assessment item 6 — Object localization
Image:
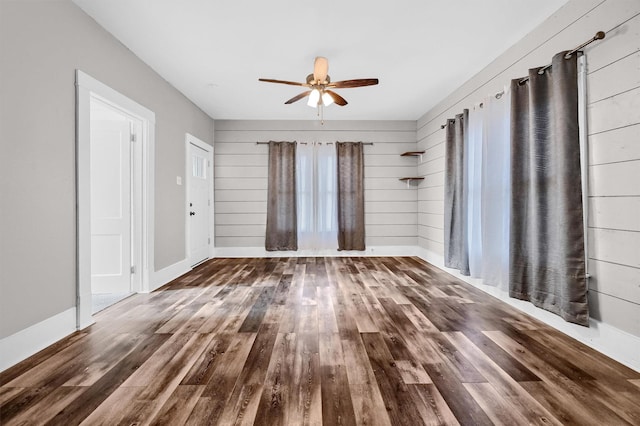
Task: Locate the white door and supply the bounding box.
[90,111,132,294]
[188,142,210,266]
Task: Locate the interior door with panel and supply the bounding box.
[188,142,211,266]
[90,114,132,294]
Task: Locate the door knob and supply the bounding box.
[190,211,195,216]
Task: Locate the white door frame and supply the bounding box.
[185,133,214,266]
[76,70,156,329]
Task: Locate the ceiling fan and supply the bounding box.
[259,57,379,109]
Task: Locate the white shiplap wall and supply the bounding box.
[214,120,418,250]
[416,0,640,340]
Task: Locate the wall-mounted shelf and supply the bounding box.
[399,151,425,187]
[399,177,424,188]
[401,151,425,162]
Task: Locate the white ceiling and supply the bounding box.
[72,0,568,121]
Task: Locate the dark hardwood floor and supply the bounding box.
[1,257,639,425]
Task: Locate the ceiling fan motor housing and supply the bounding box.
[306,73,330,85]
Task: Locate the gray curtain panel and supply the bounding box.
[509,52,588,326]
[444,110,470,275]
[336,142,365,251]
[265,141,298,251]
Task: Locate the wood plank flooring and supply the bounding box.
[1,256,639,425]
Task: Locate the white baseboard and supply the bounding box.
[0,307,76,372]
[149,258,191,292]
[213,245,419,258]
[415,246,640,372]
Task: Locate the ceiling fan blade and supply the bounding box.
[313,57,329,83]
[285,91,312,104]
[325,90,348,106]
[259,78,307,87]
[328,78,379,88]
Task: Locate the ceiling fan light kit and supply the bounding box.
[259,56,379,123]
[321,92,334,107]
[307,89,320,107]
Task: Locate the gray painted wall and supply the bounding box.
[214,120,417,248]
[0,0,214,338]
[416,0,640,337]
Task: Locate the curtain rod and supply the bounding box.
[519,31,605,84]
[256,141,373,145]
[439,30,606,129]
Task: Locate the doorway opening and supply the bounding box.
[76,70,155,329]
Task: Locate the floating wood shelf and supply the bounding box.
[400,152,425,186]
[399,177,424,188]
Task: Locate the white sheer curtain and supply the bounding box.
[296,143,337,250]
[481,87,511,290]
[297,144,314,249]
[462,89,511,286]
[467,104,484,278]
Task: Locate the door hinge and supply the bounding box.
[208,237,210,244]
[130,133,137,142]
[130,265,136,274]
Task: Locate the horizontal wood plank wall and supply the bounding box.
[213,120,418,249]
[415,0,640,337]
